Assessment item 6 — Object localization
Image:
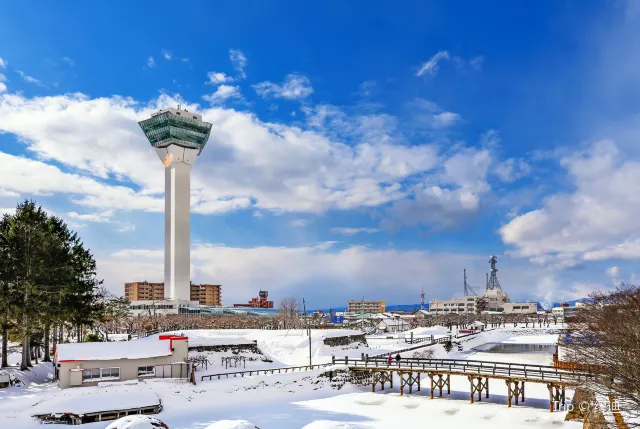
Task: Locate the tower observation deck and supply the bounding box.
[139,107,213,302]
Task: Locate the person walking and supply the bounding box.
[387,354,392,365]
[395,353,401,364]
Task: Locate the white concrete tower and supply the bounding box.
[139,107,212,302]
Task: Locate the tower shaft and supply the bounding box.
[165,161,192,301]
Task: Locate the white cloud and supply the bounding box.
[0,83,5,93]
[533,275,598,309]
[16,70,44,86]
[501,140,640,264]
[289,219,308,227]
[67,210,113,223]
[384,146,491,229]
[99,243,483,304]
[202,85,242,104]
[206,72,233,85]
[0,207,16,216]
[253,74,313,100]
[62,57,75,66]
[229,49,247,79]
[409,99,462,131]
[161,49,172,60]
[182,58,190,63]
[0,152,163,212]
[0,58,6,69]
[416,51,450,77]
[147,56,156,68]
[99,243,601,306]
[331,227,379,236]
[469,56,484,71]
[0,91,494,225]
[432,111,460,127]
[606,266,621,282]
[192,197,252,214]
[416,52,484,77]
[116,222,135,233]
[494,158,531,182]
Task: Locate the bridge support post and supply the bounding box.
[547,383,566,412]
[400,372,420,395]
[468,376,488,403]
[506,380,524,407]
[427,372,449,399]
[372,370,394,393]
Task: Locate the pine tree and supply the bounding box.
[0,200,104,369]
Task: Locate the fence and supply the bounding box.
[200,363,334,381]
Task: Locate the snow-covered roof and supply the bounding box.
[56,339,173,362]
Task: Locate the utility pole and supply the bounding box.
[303,298,311,366]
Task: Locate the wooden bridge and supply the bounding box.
[332,356,596,412]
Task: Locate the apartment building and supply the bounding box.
[124,282,164,301]
[347,300,386,315]
[190,284,222,306]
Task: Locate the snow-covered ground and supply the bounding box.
[0,326,590,429]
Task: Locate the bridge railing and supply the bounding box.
[200,363,335,382]
[333,356,595,383]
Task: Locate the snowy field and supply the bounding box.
[0,326,586,429]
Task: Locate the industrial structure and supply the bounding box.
[125,282,222,307]
[138,106,212,304]
[347,300,386,315]
[429,256,537,315]
[233,290,274,308]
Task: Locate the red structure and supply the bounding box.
[233,290,274,308]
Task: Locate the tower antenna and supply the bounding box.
[420,287,425,310]
[464,269,477,296]
[487,255,502,290]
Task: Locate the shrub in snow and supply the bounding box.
[204,421,259,429]
[104,415,169,429]
[412,349,435,359]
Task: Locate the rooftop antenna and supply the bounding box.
[486,273,489,288]
[420,287,425,310]
[487,255,502,290]
[464,269,478,296]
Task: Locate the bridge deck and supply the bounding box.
[334,356,594,385]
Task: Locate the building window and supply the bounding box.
[138,366,155,377]
[82,367,120,381]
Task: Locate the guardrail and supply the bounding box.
[332,356,595,383]
[367,329,491,358]
[200,363,335,382]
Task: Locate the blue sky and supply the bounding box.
[1,1,639,308]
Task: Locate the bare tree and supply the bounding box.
[565,284,640,426]
[277,296,302,329]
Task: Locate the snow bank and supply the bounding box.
[302,421,358,428]
[500,334,558,345]
[105,416,167,429]
[30,388,159,415]
[406,326,448,336]
[204,420,259,429]
[144,329,365,366]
